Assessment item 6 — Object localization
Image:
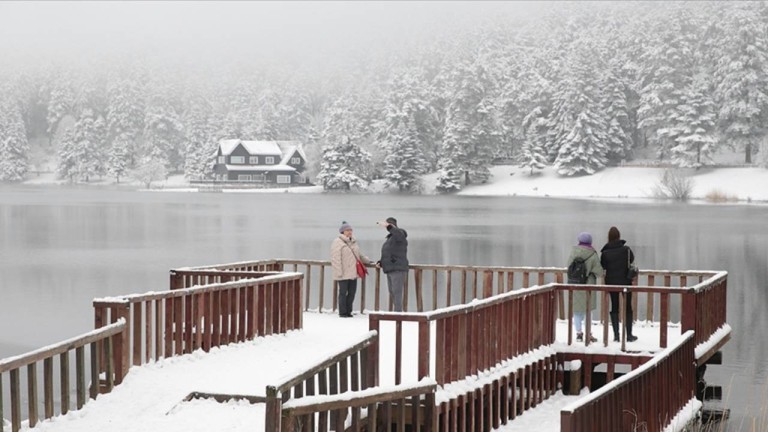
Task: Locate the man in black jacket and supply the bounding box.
[376,217,409,312]
[600,226,638,342]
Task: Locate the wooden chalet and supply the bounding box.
[212,139,308,184]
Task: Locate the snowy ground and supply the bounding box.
[19,311,703,432]
[495,391,585,432]
[457,165,768,203]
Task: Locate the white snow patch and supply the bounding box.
[455,165,768,204]
[663,398,703,432]
[222,186,323,194]
[494,391,587,432]
[694,325,731,359]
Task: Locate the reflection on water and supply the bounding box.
[1,186,767,426]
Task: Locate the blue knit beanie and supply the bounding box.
[339,221,352,234]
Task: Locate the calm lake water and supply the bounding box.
[1,186,767,427]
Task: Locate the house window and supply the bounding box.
[290,157,301,165]
[249,156,258,164]
[265,156,275,164]
[276,175,292,184]
[217,156,225,164]
[231,156,245,164]
[237,174,252,181]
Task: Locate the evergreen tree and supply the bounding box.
[669,78,718,168]
[435,157,462,193]
[554,111,609,176]
[519,107,548,175]
[183,99,216,181]
[637,7,700,160]
[549,41,609,175]
[0,91,30,182]
[382,119,427,192]
[106,77,145,180]
[316,137,371,190]
[57,108,106,182]
[713,3,768,164]
[144,97,184,172]
[602,61,633,164]
[316,96,371,190]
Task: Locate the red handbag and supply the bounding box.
[356,259,368,279]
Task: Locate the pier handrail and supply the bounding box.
[279,380,438,432]
[264,331,379,431]
[369,284,558,386]
[92,272,304,380]
[0,319,126,432]
[560,331,697,432]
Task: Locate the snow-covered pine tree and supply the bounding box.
[183,99,216,181]
[46,75,75,139]
[106,77,145,181]
[435,156,463,193]
[669,78,718,168]
[636,7,700,160]
[602,60,633,164]
[0,90,30,182]
[382,119,427,192]
[436,102,471,191]
[316,96,371,190]
[549,41,609,176]
[554,111,609,176]
[316,136,371,191]
[713,3,768,164]
[57,108,107,182]
[144,97,184,173]
[519,107,548,175]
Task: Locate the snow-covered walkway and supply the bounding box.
[21,313,689,432]
[24,313,372,432]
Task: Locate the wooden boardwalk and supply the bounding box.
[0,259,729,432]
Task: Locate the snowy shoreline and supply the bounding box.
[19,166,768,205]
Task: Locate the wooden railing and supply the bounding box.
[560,331,697,432]
[180,259,567,314]
[368,285,557,386]
[169,269,283,290]
[0,320,126,432]
[281,380,437,432]
[93,272,303,379]
[265,331,378,431]
[556,270,728,361]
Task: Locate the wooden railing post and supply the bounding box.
[113,303,130,383]
[265,385,282,432]
[169,270,183,290]
[418,320,430,380]
[681,290,697,334]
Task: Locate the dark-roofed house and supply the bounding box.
[212,140,308,184]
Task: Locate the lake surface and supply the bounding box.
[1,186,766,428]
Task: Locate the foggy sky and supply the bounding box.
[0,1,544,70]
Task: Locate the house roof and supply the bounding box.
[276,141,308,165]
[225,164,297,172]
[219,140,284,156]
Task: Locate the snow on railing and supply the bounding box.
[0,319,127,432]
[561,331,697,432]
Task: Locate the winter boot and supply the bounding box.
[610,312,620,342]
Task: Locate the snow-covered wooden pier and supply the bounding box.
[0,259,729,432]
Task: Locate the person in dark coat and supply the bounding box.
[600,226,638,342]
[376,217,408,312]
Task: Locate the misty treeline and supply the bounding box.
[0,2,767,191]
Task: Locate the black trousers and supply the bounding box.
[609,291,634,337]
[338,279,357,316]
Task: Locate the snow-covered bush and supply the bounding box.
[131,157,167,189]
[653,169,694,201]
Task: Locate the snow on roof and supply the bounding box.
[219,140,284,156]
[276,141,307,165]
[225,164,296,172]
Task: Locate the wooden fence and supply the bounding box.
[0,320,126,432]
[93,272,303,380]
[281,381,437,432]
[560,331,697,432]
[265,331,378,431]
[368,284,557,387]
